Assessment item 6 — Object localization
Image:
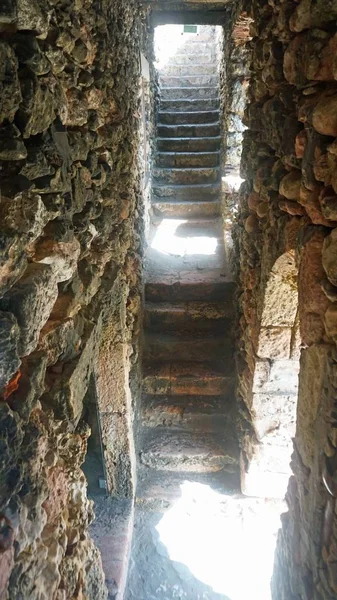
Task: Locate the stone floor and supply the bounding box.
[126,481,285,600]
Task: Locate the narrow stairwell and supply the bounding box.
[126,28,240,600]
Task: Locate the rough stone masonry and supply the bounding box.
[0,0,149,597]
[232,0,337,597]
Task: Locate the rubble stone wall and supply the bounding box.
[234,0,337,596]
[0,0,149,598]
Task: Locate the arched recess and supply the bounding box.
[241,250,300,498]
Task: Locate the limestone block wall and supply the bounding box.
[0,0,150,597]
[234,0,337,596]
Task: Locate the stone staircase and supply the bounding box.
[136,31,240,509]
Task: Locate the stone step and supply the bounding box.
[158,110,219,125]
[141,394,235,431]
[179,41,216,53]
[146,247,225,276]
[153,182,221,201]
[144,300,234,333]
[181,34,216,43]
[136,467,241,511]
[160,98,220,112]
[142,362,233,396]
[157,136,221,153]
[157,122,220,138]
[161,86,218,100]
[159,216,222,236]
[159,64,218,76]
[145,275,234,303]
[144,332,232,364]
[168,53,214,66]
[153,167,219,185]
[156,151,219,168]
[160,74,218,88]
[139,428,239,473]
[152,200,221,219]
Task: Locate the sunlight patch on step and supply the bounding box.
[151,219,217,257]
[156,482,285,600]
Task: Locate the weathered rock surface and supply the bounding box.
[0,0,149,596]
[233,0,337,597]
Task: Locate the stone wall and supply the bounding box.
[0,0,149,597]
[233,0,337,596]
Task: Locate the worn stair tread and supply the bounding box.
[152,199,222,219]
[157,137,221,144]
[139,428,239,473]
[144,331,232,364]
[161,88,219,101]
[161,87,218,93]
[160,99,220,112]
[153,182,221,202]
[153,166,220,185]
[145,281,233,303]
[144,301,234,333]
[136,467,241,509]
[160,75,218,88]
[144,315,230,334]
[156,151,220,168]
[159,65,218,76]
[145,260,230,285]
[142,361,234,396]
[158,111,219,125]
[146,268,233,288]
[141,394,236,430]
[157,121,220,132]
[157,136,221,152]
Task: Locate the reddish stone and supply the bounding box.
[0,547,14,599]
[295,130,307,159]
[284,217,303,251]
[256,201,269,218]
[244,214,259,233]
[279,171,301,200]
[42,466,68,525]
[312,94,337,137]
[299,184,334,226]
[298,228,330,345]
[279,199,305,216]
[3,371,21,400]
[248,191,260,211]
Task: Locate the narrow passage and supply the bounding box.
[126,25,283,600]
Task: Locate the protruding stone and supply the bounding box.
[279,171,301,200]
[312,94,337,137]
[325,304,337,342]
[0,42,22,124]
[320,193,337,221]
[244,214,259,233]
[0,264,58,356]
[322,228,337,286]
[17,0,50,38]
[321,279,337,303]
[140,429,238,473]
[248,191,260,211]
[31,221,81,283]
[256,201,269,218]
[0,125,27,161]
[0,312,20,392]
[279,199,305,216]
